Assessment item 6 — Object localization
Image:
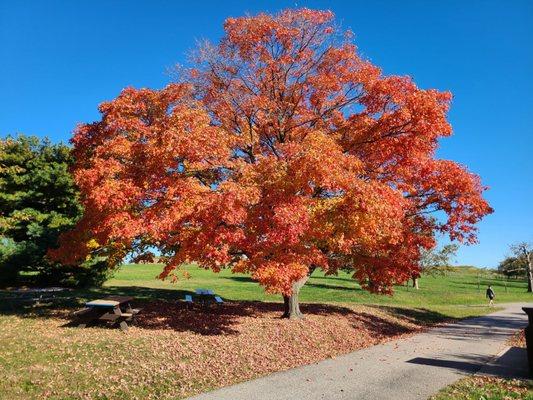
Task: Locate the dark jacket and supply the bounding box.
[486,288,495,299]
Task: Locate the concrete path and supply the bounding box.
[188,303,531,400]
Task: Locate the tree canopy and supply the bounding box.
[498,256,525,278]
[419,244,458,275]
[50,9,492,316]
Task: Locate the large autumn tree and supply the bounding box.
[51,9,492,318]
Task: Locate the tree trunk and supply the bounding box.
[282,267,316,319]
[412,277,419,290]
[526,251,533,293]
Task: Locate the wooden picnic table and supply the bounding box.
[74,296,140,331]
[86,296,134,308]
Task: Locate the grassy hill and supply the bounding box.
[104,263,532,320]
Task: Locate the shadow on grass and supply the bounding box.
[222,275,361,291]
[369,305,453,325]
[222,276,255,283]
[0,286,419,338]
[224,275,362,292]
[0,286,196,318]
[450,280,528,289]
[305,282,362,292]
[310,275,354,283]
[133,300,417,337]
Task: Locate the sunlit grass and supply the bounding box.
[105,263,532,319]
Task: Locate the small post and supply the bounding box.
[522,307,533,377]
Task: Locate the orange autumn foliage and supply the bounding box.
[50,9,492,295]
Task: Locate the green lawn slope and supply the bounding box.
[104,263,532,320]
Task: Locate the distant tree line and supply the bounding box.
[498,242,533,291]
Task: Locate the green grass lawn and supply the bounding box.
[3,263,530,322]
[102,263,532,320]
[1,264,531,400]
[430,376,533,400]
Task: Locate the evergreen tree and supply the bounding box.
[0,134,109,286]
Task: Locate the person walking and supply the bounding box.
[486,285,495,307]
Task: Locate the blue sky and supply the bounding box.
[1,0,531,268]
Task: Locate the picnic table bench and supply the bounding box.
[72,296,141,331]
[2,287,68,308]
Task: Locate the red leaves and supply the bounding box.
[52,8,492,296]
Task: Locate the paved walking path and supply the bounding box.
[188,303,531,400]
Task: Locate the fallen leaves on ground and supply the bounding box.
[507,329,526,348]
[0,301,424,399]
